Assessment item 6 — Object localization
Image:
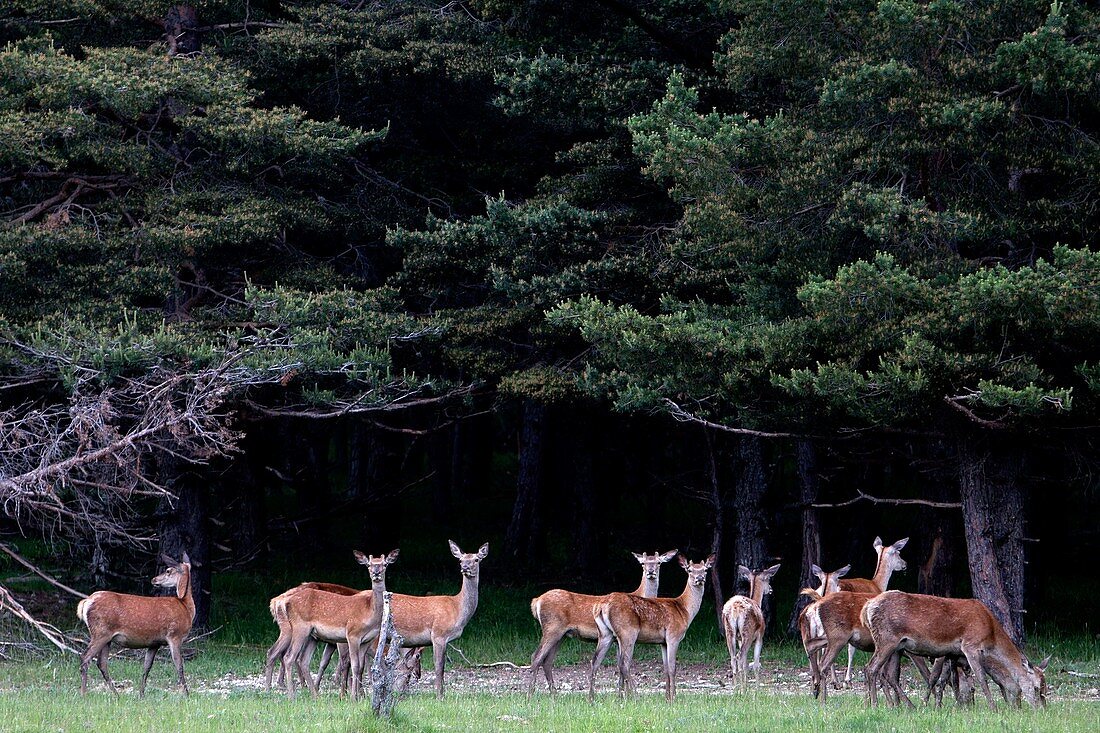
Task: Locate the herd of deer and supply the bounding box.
[74,537,1049,710]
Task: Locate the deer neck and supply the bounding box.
[370,575,386,625]
[454,571,479,630]
[633,573,659,597]
[872,551,893,591]
[749,577,766,607]
[675,579,705,621]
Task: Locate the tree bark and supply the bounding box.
[157,457,211,628]
[917,464,958,598]
[733,436,771,622]
[958,437,1027,643]
[164,5,202,56]
[504,400,547,567]
[788,440,821,635]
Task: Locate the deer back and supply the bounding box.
[532,589,605,637]
[837,577,881,594]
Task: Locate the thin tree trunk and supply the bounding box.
[705,431,727,633]
[571,409,598,574]
[504,400,547,567]
[788,440,821,635]
[958,437,1027,643]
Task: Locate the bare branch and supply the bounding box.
[661,399,802,438]
[811,488,961,510]
[0,544,88,599]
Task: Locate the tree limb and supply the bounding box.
[811,488,961,510]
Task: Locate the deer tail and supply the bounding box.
[800,587,823,602]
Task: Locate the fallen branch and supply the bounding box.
[0,544,87,599]
[0,583,82,655]
[447,644,527,670]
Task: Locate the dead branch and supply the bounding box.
[662,399,803,438]
[944,395,1008,430]
[0,583,82,655]
[0,544,87,599]
[447,644,526,670]
[811,488,961,510]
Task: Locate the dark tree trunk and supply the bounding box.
[733,436,771,622]
[788,440,822,635]
[158,457,211,628]
[958,437,1027,643]
[571,409,599,574]
[917,466,958,598]
[705,431,729,633]
[164,5,202,55]
[504,400,547,567]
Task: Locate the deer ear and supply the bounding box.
[1036,654,1051,671]
[873,536,883,550]
[811,564,824,579]
[448,540,462,558]
[738,564,751,579]
[836,564,851,578]
[631,551,645,563]
[658,549,678,563]
[160,553,176,567]
[176,567,189,600]
[181,551,190,566]
[763,563,781,578]
[353,550,369,565]
[476,543,489,560]
[892,537,909,551]
[704,554,716,569]
[385,549,400,564]
[677,554,689,570]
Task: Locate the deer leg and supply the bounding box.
[587,630,614,701]
[723,618,738,682]
[961,645,996,710]
[315,642,336,690]
[264,621,292,693]
[80,638,113,695]
[843,643,856,687]
[924,656,947,706]
[617,632,638,699]
[737,633,751,688]
[95,645,118,695]
[751,632,764,683]
[665,638,681,703]
[864,641,899,708]
[542,636,565,694]
[347,637,364,702]
[432,638,447,700]
[527,630,557,697]
[167,637,189,697]
[137,646,159,698]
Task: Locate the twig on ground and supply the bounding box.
[448,644,527,670]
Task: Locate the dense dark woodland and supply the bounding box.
[1,1,1098,644]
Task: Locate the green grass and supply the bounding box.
[2,568,1098,731]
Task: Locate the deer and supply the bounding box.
[834,536,909,685]
[76,553,194,697]
[722,563,780,687]
[527,548,678,697]
[279,549,399,700]
[383,540,489,699]
[862,591,1049,709]
[263,581,359,693]
[588,554,715,702]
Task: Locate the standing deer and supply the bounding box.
[280,549,399,700]
[722,563,781,687]
[527,549,678,697]
[835,536,909,685]
[589,554,715,702]
[863,591,1049,709]
[77,553,194,697]
[263,581,359,692]
[385,540,489,699]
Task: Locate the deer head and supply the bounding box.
[449,540,489,578]
[678,554,715,586]
[874,536,909,575]
[632,549,678,581]
[1021,655,1050,707]
[354,548,399,583]
[739,563,781,597]
[811,563,850,595]
[153,552,190,599]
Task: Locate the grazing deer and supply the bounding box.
[722,563,780,687]
[799,590,932,703]
[280,549,399,700]
[862,591,1049,709]
[263,581,359,692]
[835,536,908,685]
[589,554,715,702]
[77,553,194,697]
[527,549,678,697]
[386,540,489,699]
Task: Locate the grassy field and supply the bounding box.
[1,566,1098,731]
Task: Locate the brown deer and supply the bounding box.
[527,548,678,697]
[862,591,1049,709]
[800,590,933,703]
[588,554,715,702]
[77,553,194,697]
[835,536,908,685]
[722,563,780,687]
[280,549,399,699]
[385,540,489,699]
[263,581,359,692]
